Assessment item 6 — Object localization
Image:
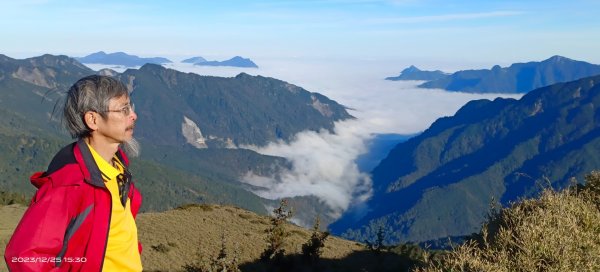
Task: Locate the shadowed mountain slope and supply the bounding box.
[332,74,600,244]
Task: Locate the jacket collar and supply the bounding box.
[75,139,130,189]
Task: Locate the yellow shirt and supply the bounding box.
[88,144,143,272]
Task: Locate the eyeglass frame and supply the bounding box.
[102,103,135,116]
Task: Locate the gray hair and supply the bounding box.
[63,75,129,139]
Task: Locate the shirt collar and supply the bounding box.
[86,143,122,181]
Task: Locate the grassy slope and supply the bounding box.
[138,204,363,271]
[1,203,424,272]
[0,205,26,272]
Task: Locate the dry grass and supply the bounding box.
[0,203,364,272]
[418,172,600,272]
[137,204,365,271]
[0,204,26,272]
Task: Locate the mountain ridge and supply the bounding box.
[385,65,448,81]
[123,63,351,147]
[77,51,172,67]
[331,74,600,244]
[181,56,207,63]
[193,56,259,68]
[418,55,600,93]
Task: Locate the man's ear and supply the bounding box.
[84,111,99,131]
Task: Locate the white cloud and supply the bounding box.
[242,119,374,218]
[86,58,523,219]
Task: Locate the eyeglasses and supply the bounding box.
[104,103,135,116]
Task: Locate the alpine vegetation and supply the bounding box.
[418,171,600,272]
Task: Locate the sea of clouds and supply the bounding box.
[85,57,522,220]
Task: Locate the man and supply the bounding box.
[4,75,143,271]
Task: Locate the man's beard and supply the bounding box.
[120,137,141,158]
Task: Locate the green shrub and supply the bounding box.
[261,199,293,261]
[365,226,388,254]
[301,217,329,262]
[582,171,600,209]
[183,232,240,272]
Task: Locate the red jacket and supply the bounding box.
[4,139,142,272]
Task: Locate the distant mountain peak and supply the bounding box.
[138,63,170,75]
[113,51,130,56]
[140,62,163,69]
[401,65,421,73]
[90,51,107,55]
[181,56,257,67]
[420,56,600,93]
[386,65,447,81]
[193,56,258,68]
[181,56,207,64]
[235,72,252,79]
[76,51,172,67]
[545,55,571,63]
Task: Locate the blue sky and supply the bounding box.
[2,0,600,65]
[3,0,589,217]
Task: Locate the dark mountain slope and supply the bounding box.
[331,74,600,243]
[121,64,351,147]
